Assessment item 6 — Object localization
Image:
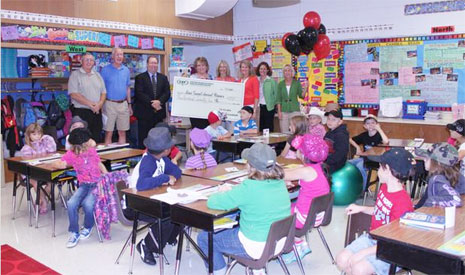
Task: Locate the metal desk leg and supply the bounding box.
[158,218,164,275]
[208,231,213,275]
[26,175,32,227]
[174,225,185,275]
[389,264,397,275]
[129,211,139,275]
[35,181,41,228]
[12,173,18,220]
[51,181,56,237]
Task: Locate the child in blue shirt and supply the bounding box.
[206,111,233,162]
[127,127,182,266]
[234,106,258,135]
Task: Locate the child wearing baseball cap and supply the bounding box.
[414,142,464,208]
[337,148,414,275]
[197,143,290,275]
[447,119,465,178]
[185,128,217,169]
[205,111,231,141]
[233,106,258,135]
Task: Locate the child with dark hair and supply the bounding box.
[126,127,182,265]
[414,142,464,208]
[280,115,308,159]
[197,143,290,275]
[324,109,349,173]
[233,106,258,135]
[185,128,217,169]
[336,148,414,275]
[447,119,465,179]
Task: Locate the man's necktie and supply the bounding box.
[151,73,157,99]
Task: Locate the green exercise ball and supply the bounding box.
[331,162,363,205]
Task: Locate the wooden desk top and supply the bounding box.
[98,148,144,161]
[377,138,414,148]
[6,153,63,163]
[213,133,289,145]
[170,123,191,130]
[371,204,465,258]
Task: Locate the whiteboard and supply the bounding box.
[171,77,245,121]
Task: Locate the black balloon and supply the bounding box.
[297,27,318,51]
[301,48,311,55]
[284,34,302,56]
[318,24,326,34]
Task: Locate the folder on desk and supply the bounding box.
[439,230,465,256]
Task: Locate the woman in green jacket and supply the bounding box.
[256,62,278,132]
[277,64,306,134]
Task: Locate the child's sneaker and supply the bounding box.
[297,242,312,260]
[79,227,92,240]
[282,251,297,264]
[66,232,80,248]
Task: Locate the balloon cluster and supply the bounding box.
[281,11,331,60]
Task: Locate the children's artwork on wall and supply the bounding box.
[1,23,165,51]
[296,43,340,106]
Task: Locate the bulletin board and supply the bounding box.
[341,35,465,107]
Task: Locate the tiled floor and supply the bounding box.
[1,181,360,275]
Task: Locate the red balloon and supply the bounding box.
[303,11,321,29]
[282,32,292,48]
[314,34,331,60]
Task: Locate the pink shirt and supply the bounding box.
[293,163,330,228]
[62,147,102,183]
[185,152,217,169]
[20,135,56,156]
[308,124,326,139]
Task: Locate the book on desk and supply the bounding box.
[439,230,465,256]
[400,212,445,230]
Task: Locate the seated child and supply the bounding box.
[336,148,414,275]
[155,122,183,165]
[280,115,308,159]
[65,116,89,150]
[323,109,349,173]
[307,107,326,138]
[20,123,57,214]
[349,115,389,187]
[127,127,182,265]
[282,134,330,264]
[53,128,107,248]
[414,142,463,208]
[205,111,232,163]
[233,106,258,135]
[185,128,217,169]
[447,119,465,178]
[197,143,291,275]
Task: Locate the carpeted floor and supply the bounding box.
[1,244,61,275]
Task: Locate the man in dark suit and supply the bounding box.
[134,56,171,149]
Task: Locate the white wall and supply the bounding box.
[233,0,465,42]
[181,43,236,77]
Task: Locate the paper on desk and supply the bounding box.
[225,167,239,172]
[379,97,402,118]
[210,170,248,181]
[150,183,234,205]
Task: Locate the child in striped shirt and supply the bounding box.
[185,128,218,169]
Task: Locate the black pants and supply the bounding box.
[72,107,102,143]
[138,118,162,149]
[259,104,275,132]
[189,118,209,129]
[123,208,180,253]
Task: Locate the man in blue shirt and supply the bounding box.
[100,48,132,144]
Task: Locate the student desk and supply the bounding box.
[98,148,144,171]
[170,123,192,152]
[370,204,465,274]
[212,134,289,161]
[122,175,220,275]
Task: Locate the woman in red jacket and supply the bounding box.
[238,60,259,120]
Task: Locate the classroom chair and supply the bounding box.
[113,180,168,274]
[224,214,297,275]
[362,161,379,205]
[294,192,335,269]
[343,212,412,275]
[11,173,35,220]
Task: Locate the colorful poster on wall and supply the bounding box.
[232,42,253,63]
[296,43,340,106]
[270,38,291,70]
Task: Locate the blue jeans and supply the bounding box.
[197,227,251,271]
[68,183,96,233]
[350,158,367,190]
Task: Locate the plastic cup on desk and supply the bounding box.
[445,206,456,228]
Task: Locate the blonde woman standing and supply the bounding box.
[215,60,236,82]
[238,60,259,120]
[277,64,306,134]
[190,57,212,129]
